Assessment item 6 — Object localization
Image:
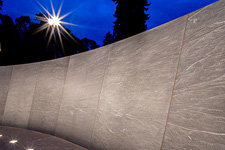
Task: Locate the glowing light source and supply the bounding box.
[48,18,54,25]
[0,134,2,137]
[26,149,34,150]
[48,17,60,26]
[35,1,78,55]
[9,140,18,144]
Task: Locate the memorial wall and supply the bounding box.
[0,0,224,149]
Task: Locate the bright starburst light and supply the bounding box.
[48,17,60,26]
[34,1,78,55]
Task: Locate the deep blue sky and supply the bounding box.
[1,0,218,46]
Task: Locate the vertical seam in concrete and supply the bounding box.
[89,47,111,147]
[1,66,14,125]
[27,62,41,129]
[160,14,189,150]
[54,56,71,136]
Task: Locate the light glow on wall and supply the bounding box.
[9,140,18,144]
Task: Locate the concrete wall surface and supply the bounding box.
[0,0,224,149]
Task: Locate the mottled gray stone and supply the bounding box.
[90,16,187,150]
[2,64,40,128]
[0,66,13,124]
[55,47,109,149]
[162,1,225,149]
[0,1,223,149]
[28,57,69,135]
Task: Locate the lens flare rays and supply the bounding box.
[34,1,78,55]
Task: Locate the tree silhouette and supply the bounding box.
[0,14,17,39]
[81,38,100,50]
[0,0,3,11]
[0,14,20,65]
[15,16,31,32]
[103,31,115,46]
[112,0,150,41]
[0,11,100,65]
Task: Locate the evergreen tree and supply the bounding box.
[103,31,115,46]
[112,0,150,41]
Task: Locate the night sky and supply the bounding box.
[1,0,218,46]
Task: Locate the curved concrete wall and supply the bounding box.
[0,0,225,149]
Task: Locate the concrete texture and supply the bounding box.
[55,47,109,148]
[28,57,69,135]
[0,1,224,149]
[0,66,13,123]
[162,0,225,149]
[90,16,187,150]
[2,63,39,128]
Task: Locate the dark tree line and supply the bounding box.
[0,0,99,66]
[0,0,2,10]
[0,0,150,65]
[103,0,150,46]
